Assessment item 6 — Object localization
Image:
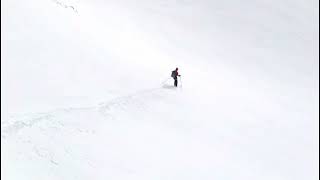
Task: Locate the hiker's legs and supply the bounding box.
[174,78,178,87]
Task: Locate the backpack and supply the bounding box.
[171,71,176,78]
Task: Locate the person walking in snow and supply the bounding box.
[171,67,181,87]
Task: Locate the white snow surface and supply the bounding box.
[1,0,319,179]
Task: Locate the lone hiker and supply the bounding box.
[171,67,181,87]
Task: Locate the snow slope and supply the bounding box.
[1,0,319,179]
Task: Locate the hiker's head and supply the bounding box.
[176,67,179,71]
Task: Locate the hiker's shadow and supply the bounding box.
[162,84,177,89]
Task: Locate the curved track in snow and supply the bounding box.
[1,86,177,139]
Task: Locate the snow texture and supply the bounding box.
[1,0,319,179]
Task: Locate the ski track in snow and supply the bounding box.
[52,0,78,13]
[1,86,175,139]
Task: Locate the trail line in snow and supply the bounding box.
[1,86,175,139]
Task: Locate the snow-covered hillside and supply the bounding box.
[1,0,319,179]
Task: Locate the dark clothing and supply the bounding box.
[172,70,179,87]
[174,78,178,87]
[172,70,179,78]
